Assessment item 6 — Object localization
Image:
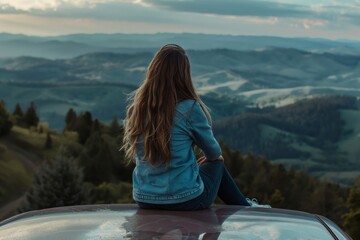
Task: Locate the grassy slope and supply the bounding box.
[0,126,80,219]
[0,144,31,203]
[0,140,33,219]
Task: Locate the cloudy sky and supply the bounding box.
[0,0,359,39]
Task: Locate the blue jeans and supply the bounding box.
[137,160,250,210]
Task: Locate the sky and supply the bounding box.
[0,0,360,40]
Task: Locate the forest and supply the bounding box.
[0,99,359,239]
[214,95,358,157]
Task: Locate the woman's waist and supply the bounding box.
[133,181,204,204]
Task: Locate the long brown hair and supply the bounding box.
[122,44,211,165]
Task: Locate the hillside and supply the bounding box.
[213,95,360,184]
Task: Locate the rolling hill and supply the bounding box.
[213,95,360,184]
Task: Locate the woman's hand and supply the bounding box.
[197,156,207,166]
[197,155,224,166]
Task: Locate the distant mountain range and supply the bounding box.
[1,32,360,59]
[0,33,360,183]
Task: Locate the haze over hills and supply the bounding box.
[0,33,360,183]
[1,32,360,58]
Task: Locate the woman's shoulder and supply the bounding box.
[176,99,198,113]
[176,100,207,124]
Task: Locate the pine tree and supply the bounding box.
[92,119,101,132]
[0,100,13,136]
[19,147,89,212]
[24,102,39,128]
[12,103,26,127]
[109,116,122,137]
[65,108,77,131]
[75,112,93,144]
[83,111,93,126]
[79,132,114,184]
[13,103,24,117]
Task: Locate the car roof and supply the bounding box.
[0,204,351,240]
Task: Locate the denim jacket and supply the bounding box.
[133,99,222,204]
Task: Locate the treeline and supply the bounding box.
[0,100,359,238]
[0,101,42,139]
[214,95,358,159]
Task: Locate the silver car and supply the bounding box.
[0,204,352,240]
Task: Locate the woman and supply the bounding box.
[123,44,251,210]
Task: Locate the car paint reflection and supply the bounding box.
[0,205,347,240]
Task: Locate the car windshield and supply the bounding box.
[0,208,336,240]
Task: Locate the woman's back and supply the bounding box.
[133,99,221,204]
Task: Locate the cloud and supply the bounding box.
[0,0,178,24]
[301,19,327,30]
[142,0,360,26]
[144,0,310,18]
[241,16,279,25]
[0,0,59,11]
[0,0,129,11]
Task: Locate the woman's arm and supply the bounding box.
[188,101,222,161]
